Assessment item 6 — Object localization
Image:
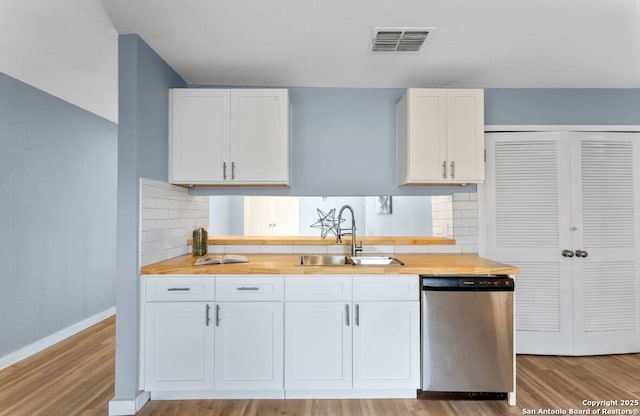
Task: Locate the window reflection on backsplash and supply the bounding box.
[208,194,477,239]
[209,195,434,237]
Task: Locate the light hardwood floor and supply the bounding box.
[1,317,640,416]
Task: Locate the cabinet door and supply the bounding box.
[406,89,447,182]
[214,302,284,390]
[484,132,574,355]
[144,302,214,391]
[243,196,300,236]
[243,196,276,235]
[570,133,640,355]
[445,89,484,182]
[284,302,352,390]
[271,196,300,235]
[169,89,230,184]
[353,302,420,389]
[230,89,289,184]
[485,131,640,356]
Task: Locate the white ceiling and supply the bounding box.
[102,0,640,88]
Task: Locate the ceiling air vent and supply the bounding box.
[370,27,435,53]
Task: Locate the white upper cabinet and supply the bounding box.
[169,89,229,183]
[230,90,289,183]
[396,88,484,185]
[169,88,289,186]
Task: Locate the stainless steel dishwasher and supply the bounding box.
[421,275,514,394]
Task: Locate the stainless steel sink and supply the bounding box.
[298,255,353,266]
[350,256,404,266]
[297,255,403,266]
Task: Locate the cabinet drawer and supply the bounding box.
[145,276,215,302]
[215,275,284,301]
[285,275,352,301]
[353,275,419,301]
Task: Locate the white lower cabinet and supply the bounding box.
[284,302,352,390]
[214,301,284,390]
[143,302,214,391]
[353,301,420,389]
[143,274,420,399]
[283,275,420,396]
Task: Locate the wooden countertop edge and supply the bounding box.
[141,253,520,276]
[187,236,457,246]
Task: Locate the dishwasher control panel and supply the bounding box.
[421,276,514,291]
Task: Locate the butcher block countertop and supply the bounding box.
[141,253,519,276]
[188,236,456,246]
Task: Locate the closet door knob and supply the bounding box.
[575,250,588,258]
[561,249,575,258]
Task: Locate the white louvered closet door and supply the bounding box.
[570,132,640,355]
[486,131,640,356]
[485,132,575,355]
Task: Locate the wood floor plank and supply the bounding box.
[0,317,115,416]
[2,316,640,416]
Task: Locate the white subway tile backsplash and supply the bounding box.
[428,245,463,254]
[141,219,156,231]
[393,245,429,254]
[154,198,183,209]
[453,193,470,201]
[454,201,478,211]
[461,244,479,254]
[460,209,479,219]
[207,245,226,254]
[226,244,261,254]
[142,208,169,220]
[362,245,394,255]
[327,245,350,254]
[140,178,209,266]
[293,245,329,254]
[454,227,470,236]
[260,245,295,254]
[453,218,479,227]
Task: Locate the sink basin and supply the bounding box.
[350,256,404,266]
[298,255,353,266]
[297,255,404,266]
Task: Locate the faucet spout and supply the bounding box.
[336,205,362,257]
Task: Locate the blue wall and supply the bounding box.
[0,72,117,358]
[114,35,187,400]
[485,89,640,125]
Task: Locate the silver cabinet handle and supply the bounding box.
[442,161,447,179]
[575,250,589,258]
[236,287,259,291]
[345,304,350,326]
[231,161,236,179]
[215,304,221,326]
[450,161,455,179]
[167,287,190,291]
[561,249,575,258]
[205,304,211,326]
[223,162,227,180]
[355,304,360,326]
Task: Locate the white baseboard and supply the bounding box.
[0,307,116,371]
[150,390,284,400]
[284,389,417,399]
[108,391,151,416]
